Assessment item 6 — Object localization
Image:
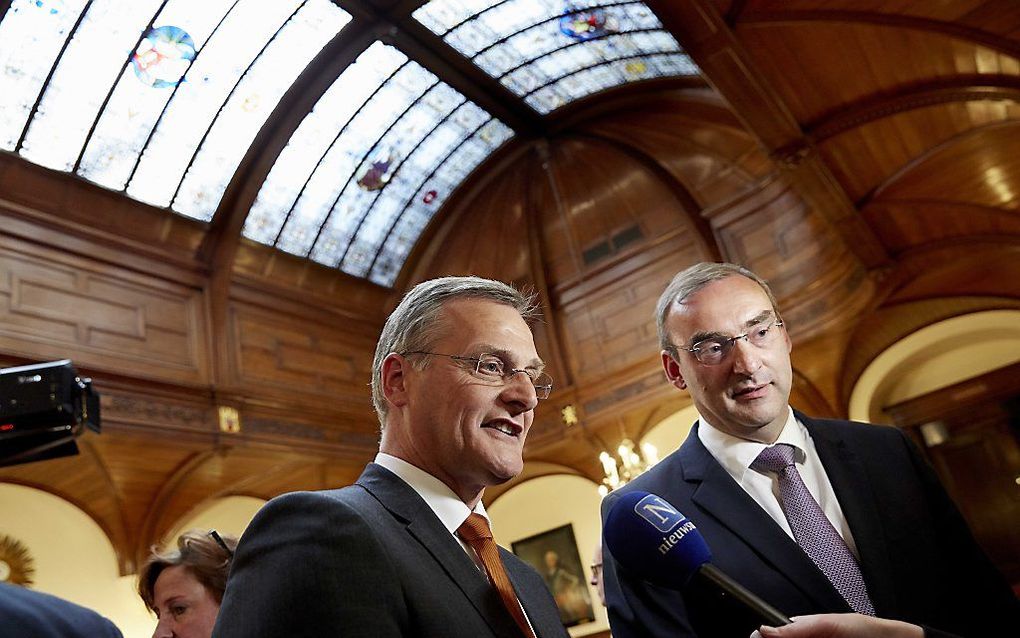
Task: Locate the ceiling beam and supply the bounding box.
[737,9,1020,61]
[808,75,1020,141]
[646,0,890,270]
[200,21,382,393]
[371,2,548,136]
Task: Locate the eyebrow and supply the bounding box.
[478,346,545,372]
[687,310,775,345]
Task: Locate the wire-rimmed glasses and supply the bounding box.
[674,319,785,365]
[401,351,553,399]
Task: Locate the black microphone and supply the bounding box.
[604,490,790,627]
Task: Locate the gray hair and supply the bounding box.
[655,262,781,352]
[371,276,538,427]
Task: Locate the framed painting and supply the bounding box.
[511,523,595,627]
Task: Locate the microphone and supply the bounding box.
[604,490,790,627]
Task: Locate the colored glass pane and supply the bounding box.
[413,0,698,113]
[0,0,89,151]
[244,42,513,286]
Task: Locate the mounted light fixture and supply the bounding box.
[559,404,660,497]
[598,438,659,497]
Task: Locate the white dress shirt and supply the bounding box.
[373,453,536,630]
[374,452,489,566]
[697,407,861,558]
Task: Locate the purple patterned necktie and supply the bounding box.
[752,444,875,615]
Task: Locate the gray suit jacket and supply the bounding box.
[213,463,568,637]
[601,412,1019,638]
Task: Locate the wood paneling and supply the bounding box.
[0,242,208,385]
[818,102,1020,203]
[736,21,1020,124]
[873,121,1020,207]
[231,302,375,405]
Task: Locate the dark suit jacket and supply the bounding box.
[0,582,123,638]
[212,463,568,638]
[601,412,1020,638]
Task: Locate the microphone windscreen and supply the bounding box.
[604,490,712,589]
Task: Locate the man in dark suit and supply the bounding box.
[601,262,1019,638]
[0,582,123,638]
[213,276,568,638]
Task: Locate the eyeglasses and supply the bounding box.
[401,351,553,400]
[674,319,784,366]
[208,530,234,559]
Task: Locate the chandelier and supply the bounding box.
[559,405,660,497]
[598,438,659,497]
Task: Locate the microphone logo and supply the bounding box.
[634,494,686,532]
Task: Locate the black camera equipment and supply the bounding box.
[0,360,100,468]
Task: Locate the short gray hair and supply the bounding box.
[655,262,781,352]
[371,276,538,427]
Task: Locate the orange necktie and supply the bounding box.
[457,513,537,638]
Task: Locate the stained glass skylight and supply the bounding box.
[0,0,696,287]
[413,0,698,113]
[0,0,351,221]
[243,42,513,287]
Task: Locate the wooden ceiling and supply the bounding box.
[1,0,1019,573]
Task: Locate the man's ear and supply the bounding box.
[381,353,411,408]
[661,350,687,390]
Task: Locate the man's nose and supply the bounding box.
[500,370,539,411]
[730,336,762,375]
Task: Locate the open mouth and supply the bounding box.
[482,420,523,438]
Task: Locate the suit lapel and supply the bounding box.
[799,413,899,615]
[681,424,851,612]
[357,464,522,638]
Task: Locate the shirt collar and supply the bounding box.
[698,406,804,478]
[374,452,489,534]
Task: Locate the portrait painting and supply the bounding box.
[511,524,595,628]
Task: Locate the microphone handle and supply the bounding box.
[697,563,791,627]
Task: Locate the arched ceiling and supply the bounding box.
[1,0,1019,569]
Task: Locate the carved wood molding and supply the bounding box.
[809,76,1020,142]
[839,296,1020,416]
[861,119,1020,207]
[736,10,1020,61]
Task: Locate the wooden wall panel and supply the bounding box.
[0,242,208,385]
[0,153,205,259]
[229,302,376,414]
[586,108,770,208]
[705,176,874,339]
[559,242,705,383]
[874,121,1020,207]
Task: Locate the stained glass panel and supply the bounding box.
[78,0,237,189]
[244,43,513,286]
[0,0,349,221]
[173,0,350,220]
[413,0,698,113]
[19,0,164,171]
[0,0,89,151]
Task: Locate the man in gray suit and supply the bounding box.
[213,276,568,638]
